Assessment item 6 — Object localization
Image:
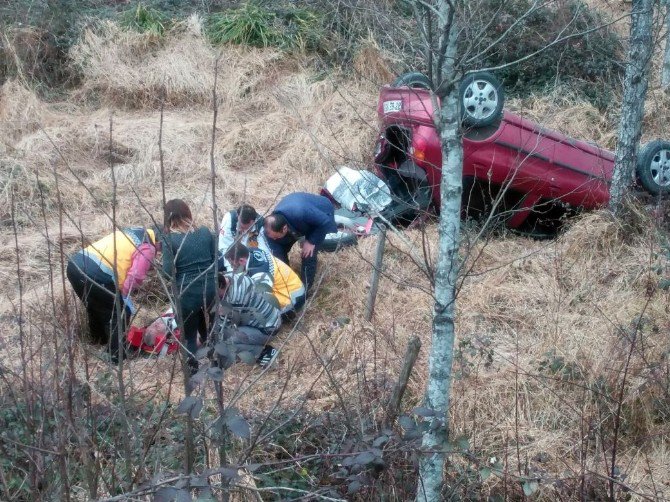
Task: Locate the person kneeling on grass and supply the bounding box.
[225,242,305,319]
[66,226,160,364]
[217,272,281,367]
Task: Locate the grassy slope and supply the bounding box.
[1,15,669,500]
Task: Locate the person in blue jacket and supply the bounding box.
[263,192,337,292]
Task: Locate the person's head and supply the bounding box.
[143,317,167,347]
[164,199,193,233]
[224,242,250,271]
[264,213,289,239]
[237,204,258,234]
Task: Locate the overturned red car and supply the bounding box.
[373,72,670,234]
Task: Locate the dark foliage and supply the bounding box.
[462,0,624,108]
[0,0,625,106]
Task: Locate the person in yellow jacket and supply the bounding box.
[66,226,159,364]
[224,242,305,318]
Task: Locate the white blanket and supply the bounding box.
[324,166,392,214]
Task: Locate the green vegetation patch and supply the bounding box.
[119,2,168,36]
[206,2,324,52]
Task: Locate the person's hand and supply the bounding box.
[301,241,316,258]
[123,296,137,315]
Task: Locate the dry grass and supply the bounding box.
[449,212,670,498]
[0,80,51,148]
[69,18,211,107]
[643,87,670,143]
[1,20,670,499]
[352,39,395,86]
[70,16,283,109]
[507,90,618,149]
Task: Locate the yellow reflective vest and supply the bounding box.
[82,227,156,287]
[271,255,304,310]
[245,248,305,311]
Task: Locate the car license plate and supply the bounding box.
[383,100,402,113]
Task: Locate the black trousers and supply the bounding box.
[266,234,318,293]
[178,288,216,360]
[66,258,129,362]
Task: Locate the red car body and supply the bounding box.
[374,85,616,230]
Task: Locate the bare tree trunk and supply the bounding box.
[609,0,654,211]
[416,2,462,500]
[386,336,421,425]
[662,0,670,88]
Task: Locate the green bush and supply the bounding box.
[120,2,168,36]
[207,3,276,47]
[206,2,324,52]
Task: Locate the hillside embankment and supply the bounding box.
[0,12,669,501]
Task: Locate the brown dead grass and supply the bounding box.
[507,90,617,149]
[1,20,670,499]
[0,79,50,148]
[69,17,285,109]
[643,87,670,144]
[451,212,670,497]
[353,39,395,86]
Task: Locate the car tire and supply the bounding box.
[636,140,670,195]
[459,71,505,128]
[320,231,358,253]
[391,72,432,90]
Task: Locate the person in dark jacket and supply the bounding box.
[263,192,337,292]
[161,199,217,374]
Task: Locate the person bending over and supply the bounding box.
[263,192,337,292]
[66,226,159,364]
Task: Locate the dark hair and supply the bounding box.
[217,272,228,289]
[224,242,250,263]
[265,212,288,232]
[237,204,258,225]
[164,199,192,231]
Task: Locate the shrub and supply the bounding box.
[120,2,168,37]
[206,2,324,52]
[462,0,624,108]
[207,3,277,47]
[313,0,417,70]
[0,0,82,93]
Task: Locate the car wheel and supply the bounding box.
[636,140,670,195]
[320,231,358,253]
[391,72,432,90]
[459,71,505,128]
